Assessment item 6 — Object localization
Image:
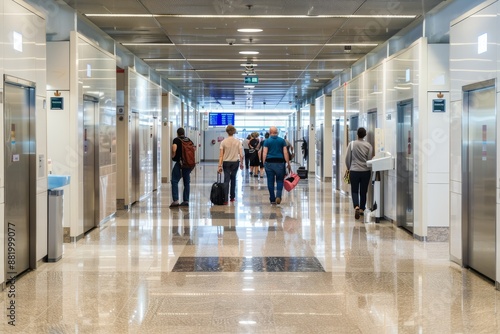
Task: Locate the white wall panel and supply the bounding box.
[47,91,71,229]
[120,68,161,203]
[426,44,450,175]
[450,1,498,102]
[385,175,397,220]
[450,192,462,261]
[169,93,182,129]
[77,34,117,222]
[308,104,316,173]
[315,95,332,182]
[427,184,449,227]
[364,64,384,113]
[47,42,70,90]
[3,0,43,84]
[36,192,47,261]
[449,0,500,281]
[449,100,462,183]
[1,0,47,273]
[204,128,229,161]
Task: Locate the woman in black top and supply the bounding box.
[249,132,260,177]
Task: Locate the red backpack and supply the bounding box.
[180,138,196,169]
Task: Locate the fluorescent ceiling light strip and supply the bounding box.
[85,14,416,19]
[167,77,297,81]
[182,43,322,46]
[122,43,175,46]
[145,58,357,62]
[86,14,153,17]
[326,43,378,46]
[153,14,416,19]
[176,43,378,47]
[238,29,263,32]
[187,69,340,72]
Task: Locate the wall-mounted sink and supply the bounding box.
[48,175,71,190]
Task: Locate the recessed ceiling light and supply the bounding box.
[240,63,258,67]
[239,51,259,55]
[237,28,263,33]
[244,85,255,88]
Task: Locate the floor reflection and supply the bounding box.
[3,162,500,333]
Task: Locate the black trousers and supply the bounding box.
[349,170,371,210]
[244,149,250,169]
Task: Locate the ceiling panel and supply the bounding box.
[140,0,366,15]
[356,1,441,15]
[123,45,183,59]
[64,0,149,14]
[61,0,446,111]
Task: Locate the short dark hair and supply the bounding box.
[177,127,185,136]
[357,127,366,139]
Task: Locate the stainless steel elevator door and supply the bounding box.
[139,114,153,199]
[467,85,496,280]
[397,100,414,232]
[334,119,340,189]
[4,82,34,275]
[349,116,359,142]
[366,111,377,209]
[152,117,159,191]
[130,112,139,204]
[316,124,323,179]
[83,97,97,233]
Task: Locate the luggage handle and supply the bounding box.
[217,171,222,183]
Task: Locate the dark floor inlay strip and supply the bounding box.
[172,256,325,272]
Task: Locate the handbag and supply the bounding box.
[284,172,300,192]
[344,142,353,184]
[343,170,350,184]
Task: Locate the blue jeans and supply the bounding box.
[223,161,239,202]
[264,162,286,203]
[171,162,191,202]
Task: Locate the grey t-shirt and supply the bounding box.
[345,140,373,172]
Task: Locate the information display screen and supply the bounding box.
[208,112,235,126]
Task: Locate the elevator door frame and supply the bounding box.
[334,119,340,189]
[396,99,414,233]
[130,111,139,204]
[366,109,377,210]
[4,75,37,276]
[315,124,324,179]
[462,78,497,281]
[152,117,159,191]
[349,115,359,143]
[83,95,99,233]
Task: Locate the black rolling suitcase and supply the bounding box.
[297,166,308,179]
[210,173,225,205]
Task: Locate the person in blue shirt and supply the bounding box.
[262,126,291,204]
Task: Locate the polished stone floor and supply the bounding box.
[1,162,499,333]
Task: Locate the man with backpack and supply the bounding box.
[170,127,196,208]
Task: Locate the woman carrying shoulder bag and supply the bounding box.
[345,127,373,220]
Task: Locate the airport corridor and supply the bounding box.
[1,162,498,333]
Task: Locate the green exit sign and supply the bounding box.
[244,76,259,84]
